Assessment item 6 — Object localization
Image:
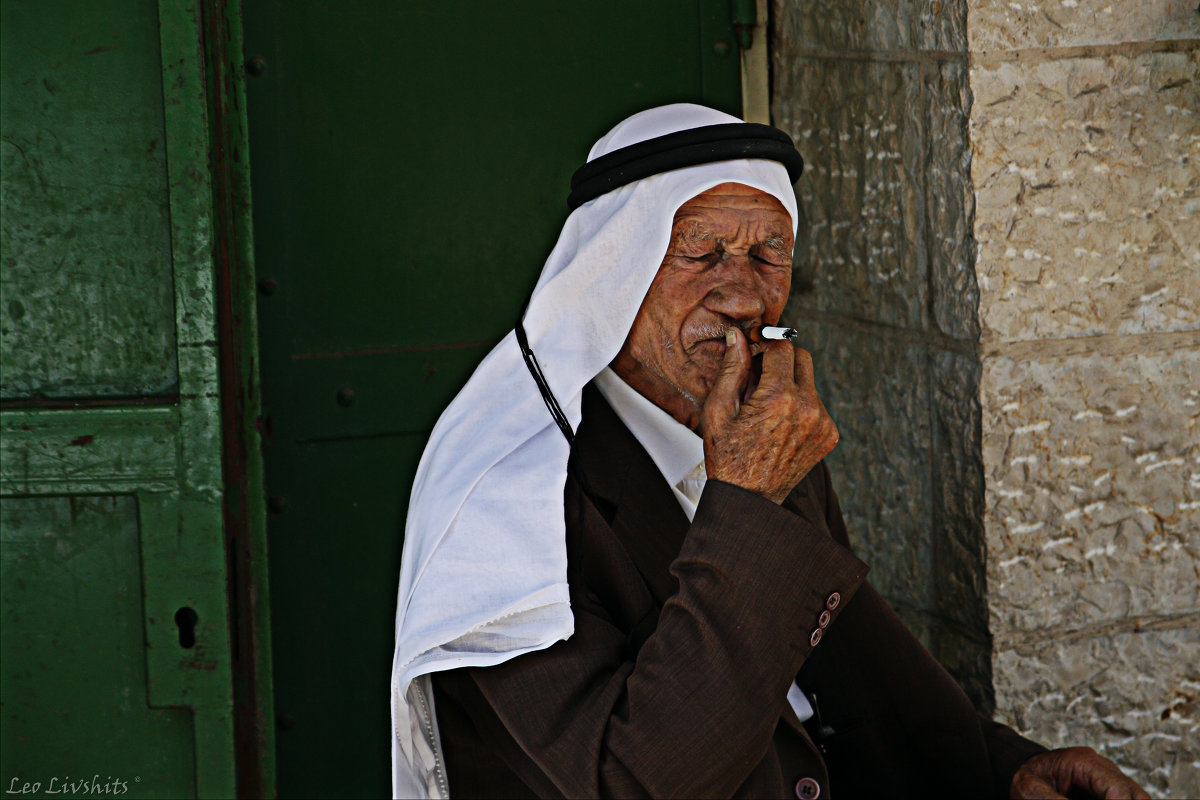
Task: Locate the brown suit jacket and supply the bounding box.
[432,384,1043,798]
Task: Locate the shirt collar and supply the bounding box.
[593,367,706,486]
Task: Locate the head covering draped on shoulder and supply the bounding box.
[391,104,801,798]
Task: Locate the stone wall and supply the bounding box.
[771,0,995,709]
[969,3,1200,795]
[772,0,1200,795]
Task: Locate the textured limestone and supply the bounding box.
[969,11,1200,794]
[931,350,988,627]
[982,347,1200,635]
[771,0,966,53]
[971,49,1200,341]
[930,349,993,708]
[775,58,929,331]
[784,318,935,608]
[925,59,980,340]
[968,0,1200,52]
[994,627,1200,798]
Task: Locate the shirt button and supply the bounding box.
[809,628,823,647]
[825,592,841,610]
[795,776,821,799]
[818,609,831,629]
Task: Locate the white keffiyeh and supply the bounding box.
[390,104,799,799]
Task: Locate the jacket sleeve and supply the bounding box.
[447,472,868,799]
[981,717,1047,797]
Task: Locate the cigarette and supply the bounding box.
[748,325,799,343]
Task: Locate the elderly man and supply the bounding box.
[391,105,1146,799]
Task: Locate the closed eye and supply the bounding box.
[667,251,718,264]
[751,246,790,267]
[668,249,788,267]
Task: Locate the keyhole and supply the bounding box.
[174,606,198,649]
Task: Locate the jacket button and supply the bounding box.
[795,776,821,799]
[818,609,831,629]
[809,628,822,647]
[825,592,841,610]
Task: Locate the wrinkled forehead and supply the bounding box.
[670,182,794,235]
[675,181,790,212]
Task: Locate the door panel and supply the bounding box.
[0,0,178,400]
[0,496,197,799]
[243,3,742,796]
[264,434,425,790]
[0,0,244,795]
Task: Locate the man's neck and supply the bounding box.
[606,359,704,430]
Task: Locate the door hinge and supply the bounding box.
[732,0,757,50]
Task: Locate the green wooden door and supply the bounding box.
[1,0,267,796]
[242,2,744,796]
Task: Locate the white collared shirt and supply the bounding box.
[594,367,707,520]
[592,367,815,723]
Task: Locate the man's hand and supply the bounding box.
[1011,747,1149,799]
[702,327,838,504]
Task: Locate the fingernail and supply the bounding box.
[725,329,736,346]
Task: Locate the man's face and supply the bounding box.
[611,182,794,428]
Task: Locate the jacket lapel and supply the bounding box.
[576,384,691,607]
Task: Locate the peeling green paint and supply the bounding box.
[0,0,243,795]
[0,407,179,495]
[0,0,179,400]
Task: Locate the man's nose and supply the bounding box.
[704,253,767,320]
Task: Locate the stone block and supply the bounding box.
[968,0,1200,51]
[925,59,980,340]
[981,347,1200,634]
[784,318,936,611]
[771,0,966,54]
[775,58,929,331]
[932,350,988,624]
[993,626,1200,798]
[970,49,1200,341]
[930,349,994,708]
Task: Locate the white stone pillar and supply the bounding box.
[969,4,1200,795]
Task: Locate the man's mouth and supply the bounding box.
[688,325,766,356]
